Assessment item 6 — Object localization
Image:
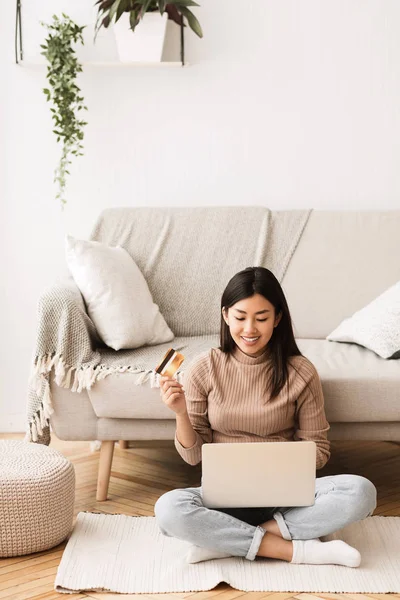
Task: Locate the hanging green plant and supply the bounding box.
[40,14,88,208]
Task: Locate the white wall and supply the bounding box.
[2,0,400,431]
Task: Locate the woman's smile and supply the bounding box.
[241,336,260,346]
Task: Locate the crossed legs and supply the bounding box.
[155,474,377,566]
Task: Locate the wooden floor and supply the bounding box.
[1,433,400,600]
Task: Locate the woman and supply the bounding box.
[155,267,377,567]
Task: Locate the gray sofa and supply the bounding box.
[48,207,400,501]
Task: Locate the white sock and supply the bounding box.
[291,538,361,568]
[186,544,232,563]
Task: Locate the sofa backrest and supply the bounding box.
[90,206,274,337]
[90,207,400,340]
[282,210,400,338]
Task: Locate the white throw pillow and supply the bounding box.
[326,281,400,359]
[65,235,174,351]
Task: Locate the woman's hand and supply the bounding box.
[159,376,188,416]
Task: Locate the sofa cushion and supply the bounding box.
[65,235,174,351]
[282,211,400,338]
[326,281,400,359]
[297,339,400,422]
[50,373,400,442]
[87,335,218,420]
[87,337,400,423]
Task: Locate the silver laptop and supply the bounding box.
[201,441,316,508]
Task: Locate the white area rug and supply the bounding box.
[55,512,400,594]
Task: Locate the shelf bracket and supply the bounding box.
[180,18,185,66]
[15,0,23,64]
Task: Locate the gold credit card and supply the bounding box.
[155,348,185,378]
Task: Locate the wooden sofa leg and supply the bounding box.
[96,441,115,502]
[119,440,129,449]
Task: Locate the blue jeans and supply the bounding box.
[154,474,377,561]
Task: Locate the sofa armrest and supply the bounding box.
[35,275,101,360]
[26,275,103,444]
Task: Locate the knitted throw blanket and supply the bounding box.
[25,208,312,445]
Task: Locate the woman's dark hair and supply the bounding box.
[219,266,302,400]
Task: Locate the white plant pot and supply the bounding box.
[113,12,168,63]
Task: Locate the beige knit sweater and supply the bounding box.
[175,344,331,470]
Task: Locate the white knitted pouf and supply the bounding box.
[0,440,75,557]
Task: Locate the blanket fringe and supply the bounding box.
[34,412,43,437]
[31,420,38,442]
[29,353,149,393]
[42,377,54,419]
[27,352,183,443]
[134,369,184,387]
